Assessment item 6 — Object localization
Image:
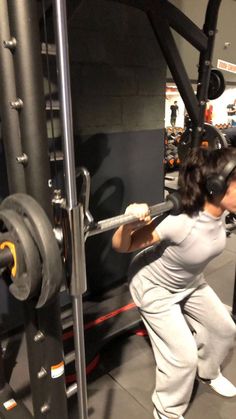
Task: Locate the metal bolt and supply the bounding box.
[37,367,47,379]
[34,331,45,343]
[10,98,23,110]
[3,37,17,50]
[53,189,62,201]
[52,189,66,207]
[197,127,202,132]
[16,153,28,165]
[200,101,206,106]
[40,404,50,414]
[204,60,211,66]
[208,30,214,36]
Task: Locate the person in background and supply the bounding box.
[205,101,213,124]
[112,147,236,419]
[184,110,190,129]
[170,101,179,127]
[227,99,236,126]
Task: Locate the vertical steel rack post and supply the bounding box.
[0,0,26,194]
[53,1,88,418]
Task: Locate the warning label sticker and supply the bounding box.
[3,399,17,410]
[217,59,236,74]
[51,361,65,379]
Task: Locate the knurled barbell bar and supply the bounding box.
[86,191,182,237]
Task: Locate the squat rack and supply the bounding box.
[0,1,231,419]
[0,1,68,418]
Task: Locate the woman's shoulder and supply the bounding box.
[156,212,196,243]
[167,212,196,224]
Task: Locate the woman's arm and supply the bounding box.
[112,203,160,253]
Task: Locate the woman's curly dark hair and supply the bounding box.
[178,147,236,216]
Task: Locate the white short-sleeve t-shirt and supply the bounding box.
[129,211,226,292]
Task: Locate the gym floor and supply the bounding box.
[6,222,236,418]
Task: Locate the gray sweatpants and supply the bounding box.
[129,274,236,419]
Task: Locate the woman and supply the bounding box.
[112,147,236,419]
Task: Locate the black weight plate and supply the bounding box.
[1,194,64,308]
[0,208,41,301]
[202,123,228,148]
[208,69,225,100]
[178,123,228,161]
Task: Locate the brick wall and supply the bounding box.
[68,0,166,135]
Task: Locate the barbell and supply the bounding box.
[86,191,182,237]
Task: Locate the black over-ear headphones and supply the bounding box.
[206,160,236,196]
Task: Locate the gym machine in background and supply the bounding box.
[110,0,227,155]
[0,1,235,419]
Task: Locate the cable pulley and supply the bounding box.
[208,68,225,100]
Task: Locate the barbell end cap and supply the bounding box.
[166,191,182,215]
